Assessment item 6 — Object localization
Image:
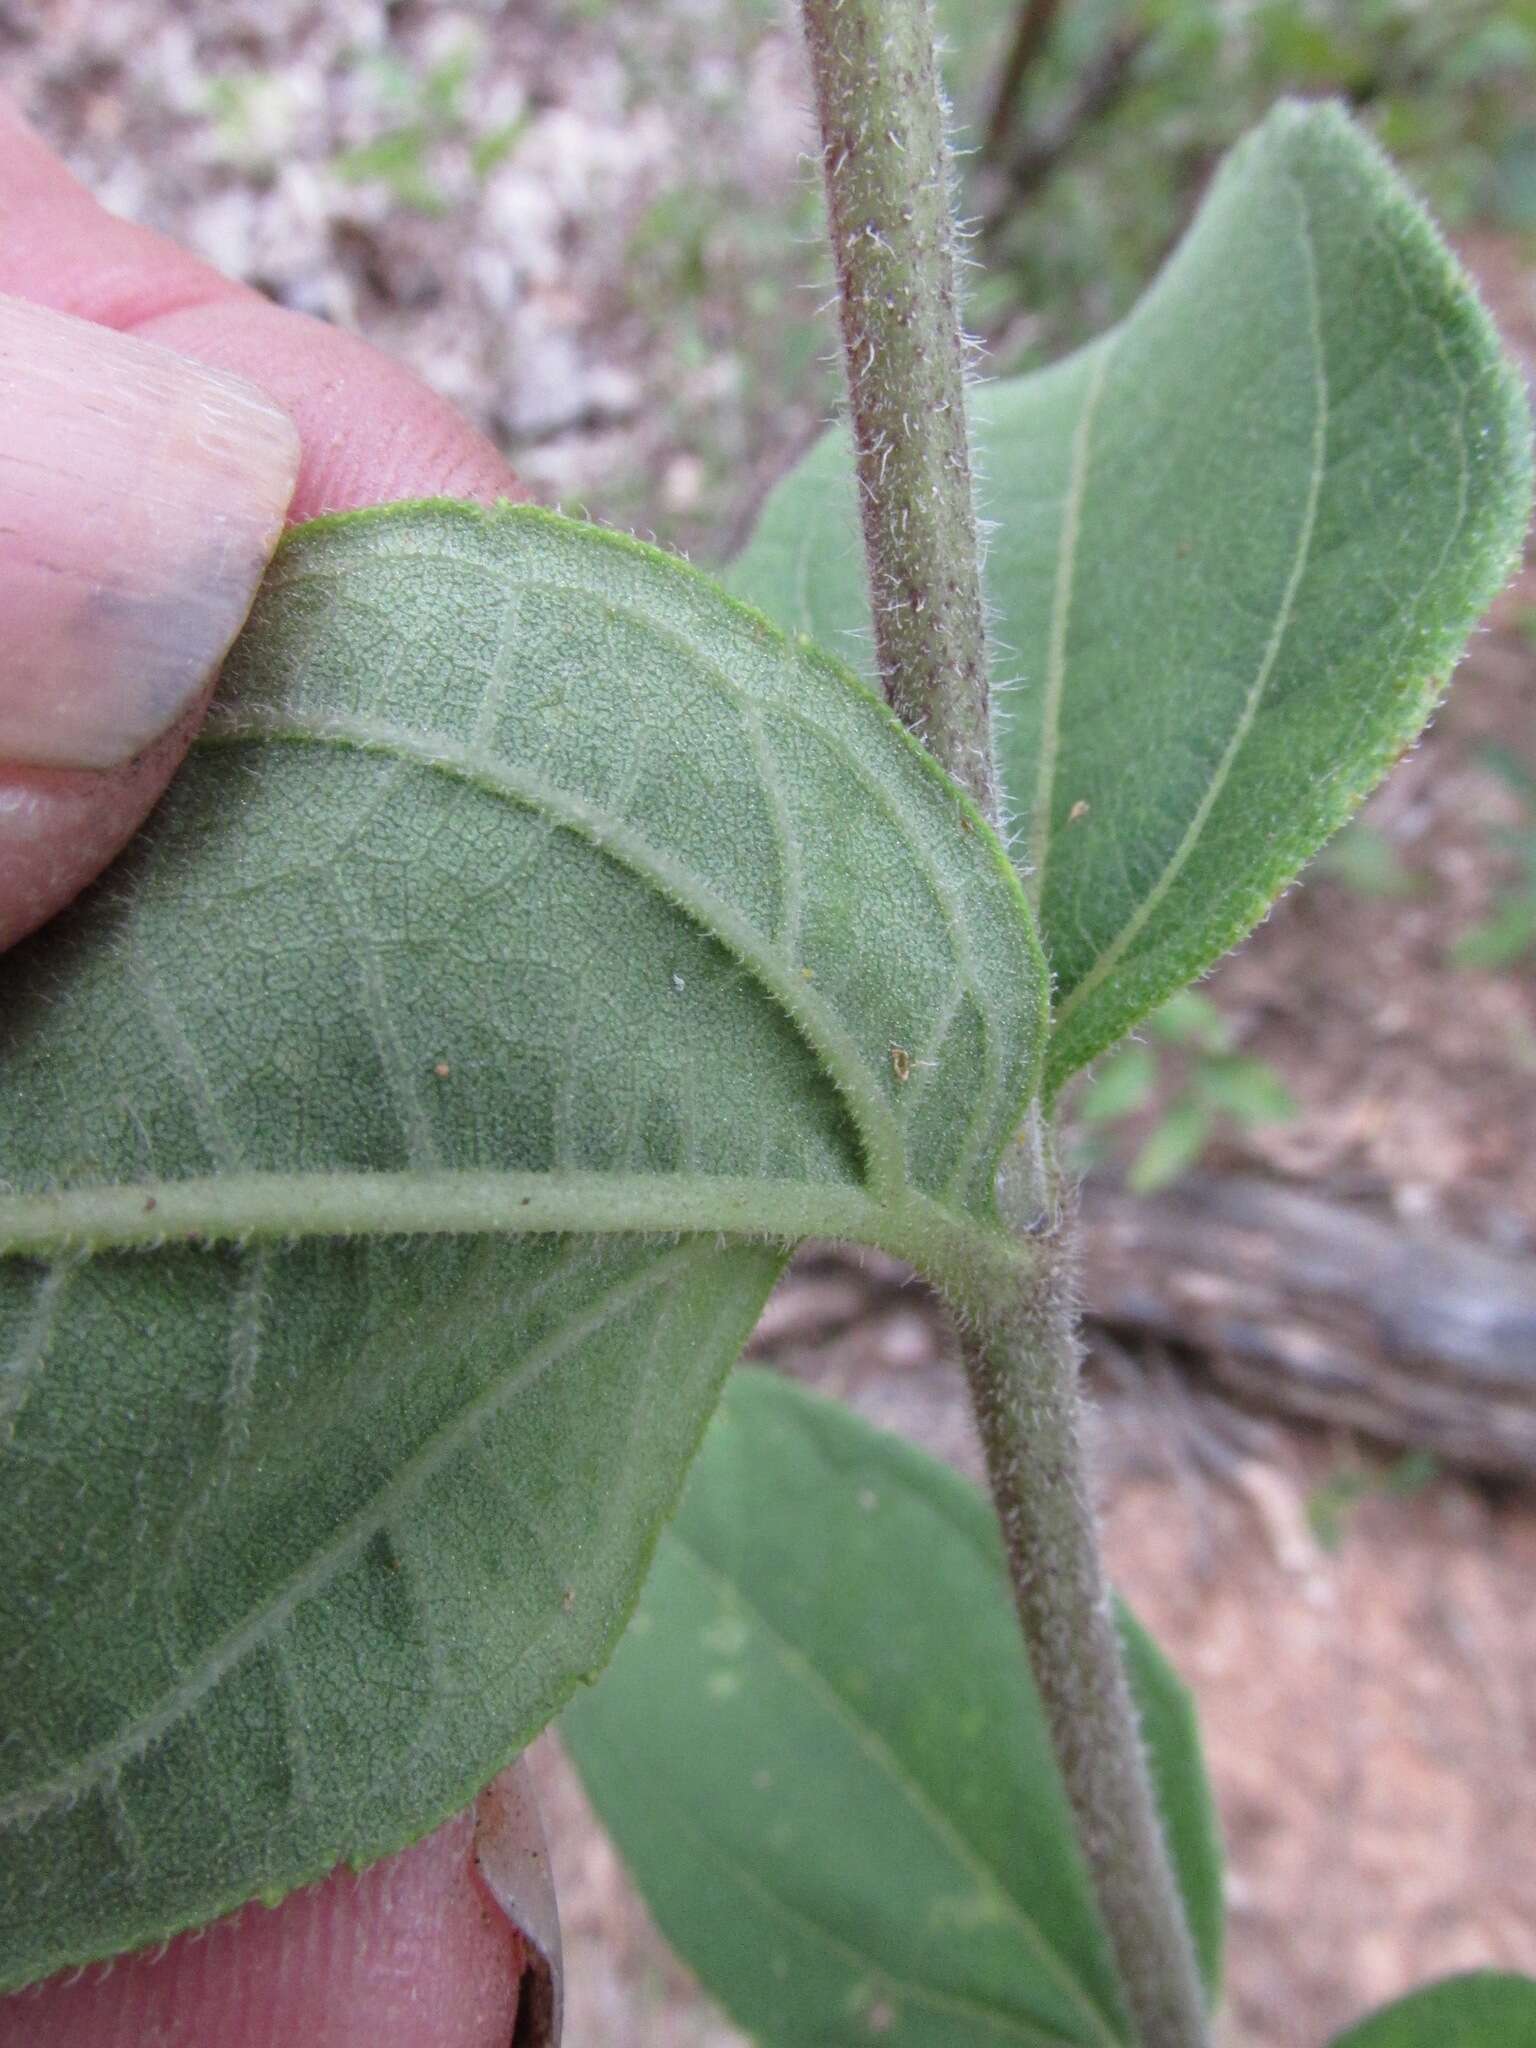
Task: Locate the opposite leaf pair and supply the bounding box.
[0,99,1526,2000]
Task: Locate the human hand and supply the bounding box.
[0,92,521,954]
[0,95,549,2047]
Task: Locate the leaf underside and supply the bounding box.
[728,101,1532,1093]
[0,504,1046,1990]
[563,1370,1222,2048]
[1327,1972,1536,2046]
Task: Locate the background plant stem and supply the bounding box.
[799,0,996,818]
[982,0,1065,159]
[801,4,1213,2040]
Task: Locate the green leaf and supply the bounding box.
[562,1369,1222,2047]
[1127,1099,1214,1194]
[728,102,1531,1093]
[1193,1054,1299,1125]
[1145,992,1230,1054]
[0,503,1047,1990]
[1451,893,1536,971]
[1076,1043,1158,1123]
[1315,821,1423,898]
[1328,1972,1536,2046]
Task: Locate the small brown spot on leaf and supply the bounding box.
[890,1045,912,1083]
[1068,800,1090,824]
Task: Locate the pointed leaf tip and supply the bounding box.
[728,105,1533,1093]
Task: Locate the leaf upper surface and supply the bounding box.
[1327,1972,1536,2046]
[562,1369,1222,2047]
[728,102,1532,1091]
[0,504,1046,1989]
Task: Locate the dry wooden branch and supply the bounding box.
[1079,1173,1536,1482]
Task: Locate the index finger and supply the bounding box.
[0,96,524,519]
[0,95,526,950]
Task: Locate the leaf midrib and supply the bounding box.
[0,1167,1021,1287]
[203,704,915,1201]
[0,1241,712,1832]
[1027,339,1115,908]
[669,1537,1125,2047]
[1053,171,1329,1036]
[610,1768,1097,2047]
[240,556,1031,1205]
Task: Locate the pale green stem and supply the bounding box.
[958,1180,1212,2048]
[800,0,996,816]
[801,4,1212,2043]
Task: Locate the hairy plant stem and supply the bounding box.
[802,4,1212,2041]
[800,0,996,817]
[961,1172,1212,2048]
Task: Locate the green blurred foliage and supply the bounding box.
[329,39,529,213]
[1450,745,1536,972]
[1313,820,1427,900]
[206,33,528,210]
[1075,990,1299,1193]
[524,1,839,552]
[206,2,1536,549]
[940,0,1536,362]
[1306,1449,1439,1553]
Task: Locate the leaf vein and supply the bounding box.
[0,1172,1025,1307]
[621,1778,1093,2046]
[0,1262,73,1450]
[326,874,442,1172]
[1028,339,1115,908]
[670,1537,1124,2046]
[126,962,243,1174]
[200,706,909,1203]
[1055,175,1330,1036]
[743,706,804,962]
[0,1245,708,1833]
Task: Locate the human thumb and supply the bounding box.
[0,1764,557,2047]
[0,293,299,947]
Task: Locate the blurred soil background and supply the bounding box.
[4,2,1536,2041]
